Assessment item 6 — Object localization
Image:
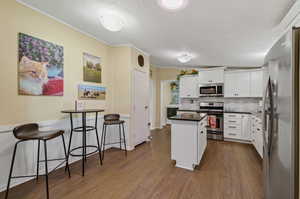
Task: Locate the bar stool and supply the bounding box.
[101,114,127,160]
[5,123,71,199]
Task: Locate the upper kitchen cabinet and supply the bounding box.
[179,75,199,98]
[224,71,251,97]
[249,70,263,97]
[198,68,224,84]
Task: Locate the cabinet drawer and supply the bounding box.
[224,122,241,130]
[224,117,241,123]
[224,113,242,119]
[224,128,241,139]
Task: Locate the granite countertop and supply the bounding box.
[177,109,201,112]
[169,113,207,122]
[224,111,252,114]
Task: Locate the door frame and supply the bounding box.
[149,79,156,130]
[160,80,174,128]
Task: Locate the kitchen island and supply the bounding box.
[169,113,207,171]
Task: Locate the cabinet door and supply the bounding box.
[241,114,251,141]
[199,69,224,84]
[224,72,236,97]
[250,70,263,97]
[179,76,199,98]
[224,72,250,97]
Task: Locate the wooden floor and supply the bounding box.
[0,127,263,199]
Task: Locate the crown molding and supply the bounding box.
[16,0,111,46]
[16,0,153,57]
[111,43,151,57]
[272,1,300,45]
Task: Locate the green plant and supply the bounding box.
[176,69,199,80]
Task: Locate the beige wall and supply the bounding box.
[0,0,151,126]
[0,0,114,125]
[150,66,182,128]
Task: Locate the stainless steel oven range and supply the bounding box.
[199,102,224,140]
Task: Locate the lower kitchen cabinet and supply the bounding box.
[224,113,263,158]
[224,113,251,141]
[170,116,207,171]
[251,115,263,158]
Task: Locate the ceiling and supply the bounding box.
[18,0,295,67]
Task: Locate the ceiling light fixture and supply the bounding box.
[177,53,193,63]
[99,12,124,32]
[158,0,188,11]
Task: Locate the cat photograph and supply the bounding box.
[18,33,64,96]
[19,56,49,95]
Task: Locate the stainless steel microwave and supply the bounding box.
[199,83,224,97]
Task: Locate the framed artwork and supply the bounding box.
[78,84,106,100]
[18,33,64,96]
[83,52,102,83]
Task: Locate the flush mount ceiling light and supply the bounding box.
[177,53,193,63]
[99,12,124,32]
[158,0,188,11]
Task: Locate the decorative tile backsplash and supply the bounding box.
[180,97,263,113]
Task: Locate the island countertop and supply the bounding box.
[169,113,207,122]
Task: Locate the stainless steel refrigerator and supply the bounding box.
[263,27,299,199]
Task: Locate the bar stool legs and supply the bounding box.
[36,140,40,181]
[61,135,71,177]
[121,123,127,156]
[5,141,19,199]
[101,122,127,161]
[95,128,103,165]
[44,141,49,199]
[5,137,70,199]
[101,124,107,161]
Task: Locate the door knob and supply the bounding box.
[145,106,148,109]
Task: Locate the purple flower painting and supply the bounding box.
[18,33,64,96]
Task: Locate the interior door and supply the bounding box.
[133,70,150,146]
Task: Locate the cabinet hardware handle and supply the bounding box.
[229,133,237,136]
[201,131,204,134]
[228,120,236,122]
[228,126,236,128]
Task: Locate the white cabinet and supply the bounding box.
[197,117,207,163]
[225,69,264,98]
[198,68,224,84]
[170,117,208,171]
[250,70,263,97]
[224,113,251,141]
[224,71,250,97]
[251,115,263,158]
[241,114,251,141]
[179,76,199,98]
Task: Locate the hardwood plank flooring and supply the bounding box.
[0,126,263,199]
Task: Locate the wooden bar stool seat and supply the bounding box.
[101,114,127,161]
[14,125,64,140]
[5,123,71,199]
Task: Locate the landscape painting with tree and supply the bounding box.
[18,33,64,96]
[83,52,102,83]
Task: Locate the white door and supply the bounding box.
[133,70,150,146]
